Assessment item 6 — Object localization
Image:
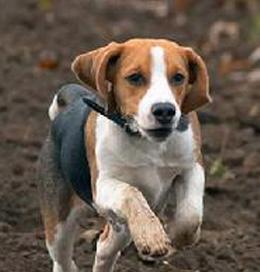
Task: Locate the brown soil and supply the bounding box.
[0,1,260,271]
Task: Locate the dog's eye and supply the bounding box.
[126,73,145,86]
[170,73,185,85]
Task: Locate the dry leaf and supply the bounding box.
[210,158,227,178]
[38,50,59,70]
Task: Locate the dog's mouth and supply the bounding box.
[143,126,173,141]
[137,115,189,141]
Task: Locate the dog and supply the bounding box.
[38,38,211,272]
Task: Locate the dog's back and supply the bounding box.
[50,95,92,205]
[39,83,95,203]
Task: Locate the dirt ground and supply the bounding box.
[0,0,260,271]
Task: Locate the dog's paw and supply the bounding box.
[170,217,201,249]
[129,214,174,260]
[173,224,201,249]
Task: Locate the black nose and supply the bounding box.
[151,103,176,124]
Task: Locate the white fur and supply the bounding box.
[172,162,205,245]
[95,115,196,211]
[136,46,181,130]
[46,208,80,272]
[93,224,130,272]
[48,94,59,121]
[175,162,205,222]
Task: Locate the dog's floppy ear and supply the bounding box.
[71,42,122,111]
[181,48,212,114]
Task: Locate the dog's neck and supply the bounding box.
[82,97,141,136]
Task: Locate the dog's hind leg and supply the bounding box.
[43,205,80,272]
[93,223,131,272]
[38,138,81,272]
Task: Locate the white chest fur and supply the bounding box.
[95,115,195,206]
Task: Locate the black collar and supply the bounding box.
[82,97,140,136]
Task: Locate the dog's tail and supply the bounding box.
[48,84,91,121]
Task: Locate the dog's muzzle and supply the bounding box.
[142,114,189,142]
[151,102,176,125]
[141,102,175,141]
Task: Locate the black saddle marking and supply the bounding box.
[51,96,93,207]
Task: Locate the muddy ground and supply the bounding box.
[0,0,260,271]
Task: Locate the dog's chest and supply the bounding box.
[95,116,195,204]
[115,165,180,206]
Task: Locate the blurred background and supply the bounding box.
[0,0,260,271]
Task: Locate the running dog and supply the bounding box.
[38,38,211,272]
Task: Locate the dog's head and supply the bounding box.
[72,39,211,141]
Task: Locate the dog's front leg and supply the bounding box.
[93,222,131,272]
[172,162,205,249]
[95,178,172,264]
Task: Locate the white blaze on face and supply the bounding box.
[136,46,181,129]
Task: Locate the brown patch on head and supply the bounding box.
[72,38,211,118]
[85,111,98,199]
[114,39,211,116]
[71,40,154,116]
[143,39,211,114]
[109,40,153,116]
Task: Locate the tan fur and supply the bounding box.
[181,48,211,113]
[85,111,98,198]
[189,112,204,166]
[42,192,84,245]
[42,207,59,244]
